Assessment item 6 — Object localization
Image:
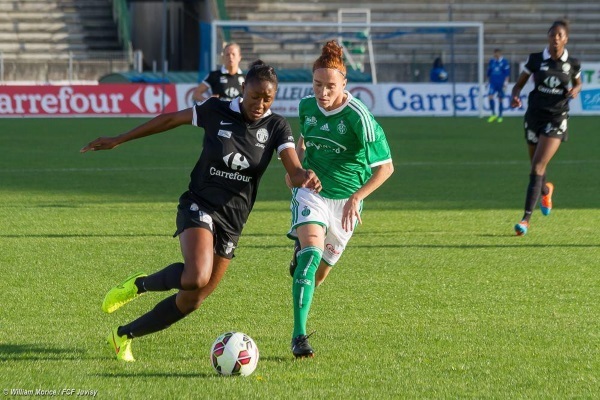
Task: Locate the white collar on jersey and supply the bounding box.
[543,47,569,61]
[230,97,273,119]
[316,90,354,117]
[220,65,243,75]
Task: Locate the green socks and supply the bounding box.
[292,246,323,337]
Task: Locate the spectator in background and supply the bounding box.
[487,48,511,123]
[192,42,245,103]
[430,57,448,83]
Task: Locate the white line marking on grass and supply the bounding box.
[0,159,597,174]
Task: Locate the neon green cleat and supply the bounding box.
[107,327,135,362]
[101,272,146,313]
[497,117,503,123]
[487,115,497,123]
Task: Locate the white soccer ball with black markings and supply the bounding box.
[210,331,259,376]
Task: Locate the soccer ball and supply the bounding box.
[210,332,259,376]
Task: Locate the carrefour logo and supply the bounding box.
[131,86,171,113]
[210,152,252,182]
[223,152,250,171]
[543,76,561,89]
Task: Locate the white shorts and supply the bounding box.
[287,187,362,266]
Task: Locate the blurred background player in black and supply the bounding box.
[192,42,244,103]
[81,60,321,362]
[510,19,582,236]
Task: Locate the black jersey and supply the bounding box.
[189,97,296,233]
[524,48,581,116]
[201,66,245,101]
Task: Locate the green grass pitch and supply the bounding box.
[0,116,598,398]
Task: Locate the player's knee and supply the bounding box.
[180,267,211,290]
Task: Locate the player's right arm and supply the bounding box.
[80,108,194,153]
[510,72,531,109]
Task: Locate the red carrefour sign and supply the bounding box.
[0,84,178,116]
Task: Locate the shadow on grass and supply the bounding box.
[95,372,213,378]
[353,243,600,249]
[259,355,289,363]
[0,233,166,238]
[0,344,86,361]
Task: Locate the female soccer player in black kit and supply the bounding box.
[81,60,321,362]
[510,19,582,236]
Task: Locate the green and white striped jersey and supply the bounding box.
[299,91,392,199]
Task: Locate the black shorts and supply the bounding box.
[173,191,239,259]
[524,112,569,145]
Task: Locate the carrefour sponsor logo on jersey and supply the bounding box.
[539,76,563,95]
[581,89,600,110]
[305,136,347,154]
[209,152,252,182]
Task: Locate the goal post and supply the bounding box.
[210,20,485,116]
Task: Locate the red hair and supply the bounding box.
[312,40,347,77]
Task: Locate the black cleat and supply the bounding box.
[289,239,301,277]
[291,334,315,358]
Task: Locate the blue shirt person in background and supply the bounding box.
[430,57,448,83]
[487,48,511,122]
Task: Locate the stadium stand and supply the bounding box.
[218,0,600,82]
[1,0,599,82]
[0,0,128,81]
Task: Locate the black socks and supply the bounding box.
[135,262,184,293]
[118,294,186,339]
[523,174,544,222]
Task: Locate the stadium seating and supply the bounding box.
[0,0,127,81]
[220,0,600,82]
[2,0,599,82]
[0,0,122,60]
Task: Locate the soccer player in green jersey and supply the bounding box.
[286,41,394,358]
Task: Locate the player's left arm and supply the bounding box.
[341,161,393,231]
[283,136,308,189]
[566,72,583,100]
[341,115,394,231]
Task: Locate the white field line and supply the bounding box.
[0,159,598,174]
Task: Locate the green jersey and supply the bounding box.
[299,91,392,199]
